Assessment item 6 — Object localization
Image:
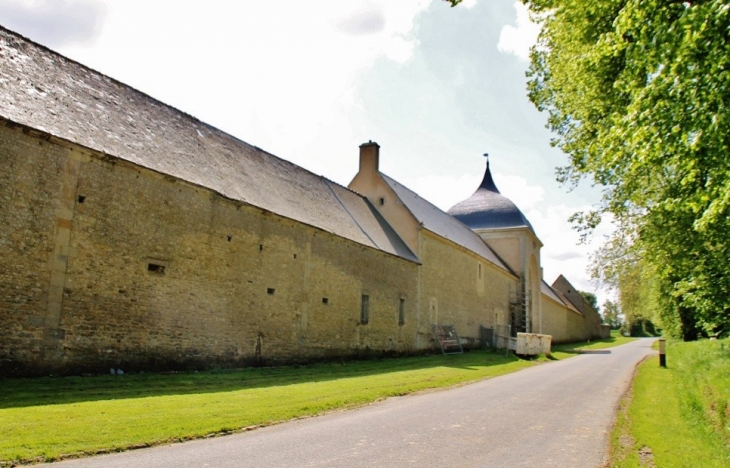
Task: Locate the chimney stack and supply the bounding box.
[359,140,380,174]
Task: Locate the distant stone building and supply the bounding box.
[0,26,607,377]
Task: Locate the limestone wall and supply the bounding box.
[551,275,605,340]
[0,124,420,376]
[416,231,515,348]
[566,308,589,342]
[0,123,68,374]
[541,294,592,344]
[541,295,569,343]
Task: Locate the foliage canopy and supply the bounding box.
[521,0,730,339]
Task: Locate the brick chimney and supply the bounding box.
[359,141,380,174]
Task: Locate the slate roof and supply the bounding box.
[447,161,534,232]
[381,175,510,272]
[541,280,582,314]
[0,26,416,262]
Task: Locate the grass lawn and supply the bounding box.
[0,350,532,465]
[548,329,636,360]
[609,338,730,467]
[0,335,635,465]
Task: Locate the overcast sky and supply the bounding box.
[0,0,614,305]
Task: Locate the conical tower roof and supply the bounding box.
[447,159,534,232]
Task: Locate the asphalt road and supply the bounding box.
[52,339,656,468]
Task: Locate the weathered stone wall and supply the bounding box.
[541,296,569,343]
[0,123,69,374]
[416,231,515,348]
[0,121,595,377]
[541,295,589,344]
[552,275,605,340]
[0,124,420,376]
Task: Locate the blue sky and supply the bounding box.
[0,0,614,304]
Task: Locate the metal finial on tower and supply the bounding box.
[483,152,489,169]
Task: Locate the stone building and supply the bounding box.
[0,26,606,376]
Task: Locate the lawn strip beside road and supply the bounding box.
[1,335,633,466]
[0,351,528,465]
[609,338,730,467]
[549,330,636,360]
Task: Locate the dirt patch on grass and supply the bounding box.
[638,446,655,467]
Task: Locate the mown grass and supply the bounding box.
[547,329,636,360]
[610,338,730,467]
[0,334,637,466]
[0,350,537,465]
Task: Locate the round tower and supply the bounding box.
[447,156,543,334]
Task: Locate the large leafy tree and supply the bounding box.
[444,0,729,337]
[521,0,730,338]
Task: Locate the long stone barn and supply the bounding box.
[0,26,607,377]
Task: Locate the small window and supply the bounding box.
[322,297,329,305]
[360,294,370,324]
[77,195,86,203]
[147,263,165,275]
[378,197,385,206]
[478,263,482,279]
[398,298,405,326]
[267,288,275,295]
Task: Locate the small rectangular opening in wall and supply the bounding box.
[147,263,165,275]
[227,235,232,242]
[378,197,385,206]
[259,244,264,251]
[478,263,482,279]
[267,288,275,295]
[293,253,297,259]
[322,297,329,305]
[360,294,370,324]
[398,297,405,326]
[77,195,86,203]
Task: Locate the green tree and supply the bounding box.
[601,299,622,329]
[579,291,599,311]
[522,0,730,339]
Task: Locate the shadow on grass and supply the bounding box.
[552,335,624,352]
[0,349,521,409]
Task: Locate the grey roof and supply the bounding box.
[0,26,416,261]
[545,277,583,315]
[541,280,564,304]
[447,161,534,232]
[381,175,510,272]
[541,280,581,314]
[324,181,417,262]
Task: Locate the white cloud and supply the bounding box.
[497,1,540,61]
[53,0,430,173]
[399,173,481,211]
[531,204,617,305]
[493,172,545,212]
[0,0,106,47]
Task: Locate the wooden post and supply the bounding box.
[659,338,666,367]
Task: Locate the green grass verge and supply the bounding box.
[610,338,730,467]
[0,350,534,464]
[547,330,637,360]
[0,334,638,466]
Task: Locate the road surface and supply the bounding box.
[52,339,656,468]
